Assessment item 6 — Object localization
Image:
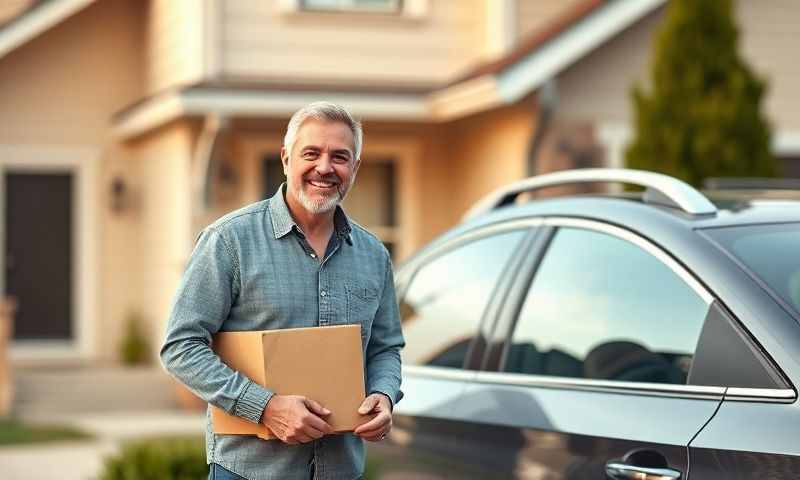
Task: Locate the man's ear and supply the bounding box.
[280,147,289,175]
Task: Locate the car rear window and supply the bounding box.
[705,222,800,316]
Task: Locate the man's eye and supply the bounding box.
[303,152,317,159]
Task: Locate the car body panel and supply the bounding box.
[380,187,800,479]
[689,400,800,478]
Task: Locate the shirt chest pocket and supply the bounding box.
[345,281,380,343]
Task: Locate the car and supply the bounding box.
[368,168,800,479]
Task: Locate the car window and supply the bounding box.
[400,230,526,369]
[503,227,710,384]
[703,222,800,318]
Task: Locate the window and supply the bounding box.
[301,0,401,13]
[401,230,526,368]
[777,154,800,178]
[503,227,709,384]
[704,222,800,317]
[262,155,397,255]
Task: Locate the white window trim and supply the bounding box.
[0,145,98,363]
[277,0,428,18]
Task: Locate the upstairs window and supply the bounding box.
[301,0,402,14]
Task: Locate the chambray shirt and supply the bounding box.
[160,185,404,480]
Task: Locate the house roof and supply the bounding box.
[0,0,96,59]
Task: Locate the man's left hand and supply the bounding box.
[354,393,392,442]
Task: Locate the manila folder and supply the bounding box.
[211,325,369,440]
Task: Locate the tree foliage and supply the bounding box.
[625,0,778,186]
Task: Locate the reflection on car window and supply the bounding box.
[505,227,709,384]
[704,222,800,317]
[401,230,526,368]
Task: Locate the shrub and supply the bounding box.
[99,436,207,480]
[626,0,779,186]
[120,312,150,366]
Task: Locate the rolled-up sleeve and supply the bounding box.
[160,227,272,424]
[365,252,405,407]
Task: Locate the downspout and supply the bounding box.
[192,114,228,218]
[526,79,559,177]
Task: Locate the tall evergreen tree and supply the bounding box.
[625,0,778,186]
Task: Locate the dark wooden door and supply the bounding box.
[5,173,73,340]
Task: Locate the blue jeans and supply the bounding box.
[208,464,247,480]
[208,462,316,479]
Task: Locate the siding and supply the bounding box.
[556,0,800,131]
[556,7,663,125]
[737,0,800,130]
[145,0,205,94]
[220,0,484,86]
[516,0,588,42]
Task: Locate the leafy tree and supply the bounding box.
[626,0,779,186]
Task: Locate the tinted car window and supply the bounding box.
[401,230,526,368]
[704,222,800,316]
[504,227,709,384]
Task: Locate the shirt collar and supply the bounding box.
[268,184,353,243]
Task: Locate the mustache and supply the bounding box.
[305,174,341,184]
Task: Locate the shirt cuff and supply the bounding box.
[233,380,273,424]
[369,389,402,411]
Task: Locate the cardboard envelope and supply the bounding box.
[210,324,369,440]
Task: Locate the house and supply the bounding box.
[0,0,798,368]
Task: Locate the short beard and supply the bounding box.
[296,187,341,214]
[294,173,356,215]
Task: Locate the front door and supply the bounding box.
[4,172,73,341]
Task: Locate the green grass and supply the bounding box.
[0,419,92,446]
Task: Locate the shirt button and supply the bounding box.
[310,253,316,258]
[320,290,327,297]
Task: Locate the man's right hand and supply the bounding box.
[261,394,333,444]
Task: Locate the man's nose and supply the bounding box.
[315,154,334,175]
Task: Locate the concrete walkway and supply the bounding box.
[0,410,206,480]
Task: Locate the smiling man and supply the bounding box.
[161,102,405,480]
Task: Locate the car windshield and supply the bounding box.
[705,222,800,316]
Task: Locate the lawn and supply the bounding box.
[0,418,92,446]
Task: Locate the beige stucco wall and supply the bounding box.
[130,121,195,359]
[0,0,145,363]
[417,105,536,242]
[219,0,484,86]
[145,0,206,94]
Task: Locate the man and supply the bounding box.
[161,102,404,480]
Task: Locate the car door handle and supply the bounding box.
[605,461,681,480]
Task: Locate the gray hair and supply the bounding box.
[283,101,363,161]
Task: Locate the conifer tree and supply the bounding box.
[625,0,778,186]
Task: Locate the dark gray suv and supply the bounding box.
[370,169,800,479]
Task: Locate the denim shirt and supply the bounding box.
[160,185,404,480]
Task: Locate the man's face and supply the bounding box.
[282,118,360,216]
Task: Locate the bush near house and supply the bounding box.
[119,312,150,366]
[0,419,92,445]
[100,436,207,480]
[626,0,779,185]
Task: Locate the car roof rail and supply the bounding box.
[703,177,800,191]
[463,168,718,221]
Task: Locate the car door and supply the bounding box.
[458,218,729,479]
[368,223,534,479]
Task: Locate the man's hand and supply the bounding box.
[354,393,392,442]
[261,394,333,445]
